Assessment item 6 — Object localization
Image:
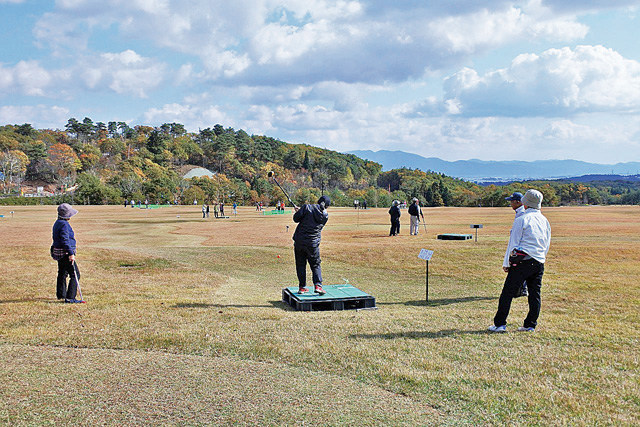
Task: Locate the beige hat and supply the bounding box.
[522,189,543,209]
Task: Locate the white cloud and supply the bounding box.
[142,103,232,130]
[31,0,597,87]
[0,50,167,99]
[0,105,70,128]
[444,45,640,117]
[0,61,55,97]
[542,119,589,140]
[77,50,167,98]
[201,50,251,79]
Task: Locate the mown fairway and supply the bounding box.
[1,204,638,426]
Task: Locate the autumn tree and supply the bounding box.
[48,143,81,191]
[0,149,28,193]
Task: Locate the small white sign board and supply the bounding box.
[418,249,434,261]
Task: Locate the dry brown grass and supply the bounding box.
[0,204,639,426]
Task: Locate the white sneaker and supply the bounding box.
[488,325,506,333]
[517,326,535,332]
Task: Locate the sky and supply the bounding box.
[1,0,640,164]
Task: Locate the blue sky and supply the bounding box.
[1,0,640,163]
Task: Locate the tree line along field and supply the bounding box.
[3,121,640,209]
[0,204,638,425]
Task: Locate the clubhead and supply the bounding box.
[267,171,274,178]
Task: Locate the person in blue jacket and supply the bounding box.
[52,203,83,303]
[292,195,330,295]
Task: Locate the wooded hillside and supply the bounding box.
[1,119,638,206]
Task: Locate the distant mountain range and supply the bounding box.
[348,150,640,182]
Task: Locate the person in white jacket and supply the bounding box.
[489,189,551,333]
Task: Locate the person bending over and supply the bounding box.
[292,196,330,295]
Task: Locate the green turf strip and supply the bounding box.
[286,284,371,300]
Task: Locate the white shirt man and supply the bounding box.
[408,198,423,235]
[490,189,551,333]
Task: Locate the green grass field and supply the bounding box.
[0,205,638,426]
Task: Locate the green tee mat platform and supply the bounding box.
[139,204,172,209]
[263,209,292,215]
[437,233,473,240]
[282,284,376,311]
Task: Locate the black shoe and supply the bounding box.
[64,298,86,304]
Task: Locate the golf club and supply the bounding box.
[267,171,298,209]
[72,260,86,303]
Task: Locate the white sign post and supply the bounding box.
[418,249,434,301]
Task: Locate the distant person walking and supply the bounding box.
[233,202,238,215]
[293,196,331,295]
[206,204,210,218]
[505,192,528,298]
[408,198,424,235]
[220,202,225,217]
[51,203,84,303]
[124,199,128,208]
[388,200,401,236]
[202,204,206,218]
[214,203,219,218]
[489,190,551,333]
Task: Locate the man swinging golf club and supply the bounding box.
[292,195,331,295]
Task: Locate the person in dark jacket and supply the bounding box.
[388,200,401,236]
[408,197,424,235]
[292,195,330,295]
[52,203,83,303]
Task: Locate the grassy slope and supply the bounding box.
[0,205,638,426]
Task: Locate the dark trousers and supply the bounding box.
[390,219,400,235]
[494,259,543,328]
[57,257,80,300]
[294,244,322,288]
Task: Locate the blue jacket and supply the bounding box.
[292,203,328,247]
[52,219,76,255]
